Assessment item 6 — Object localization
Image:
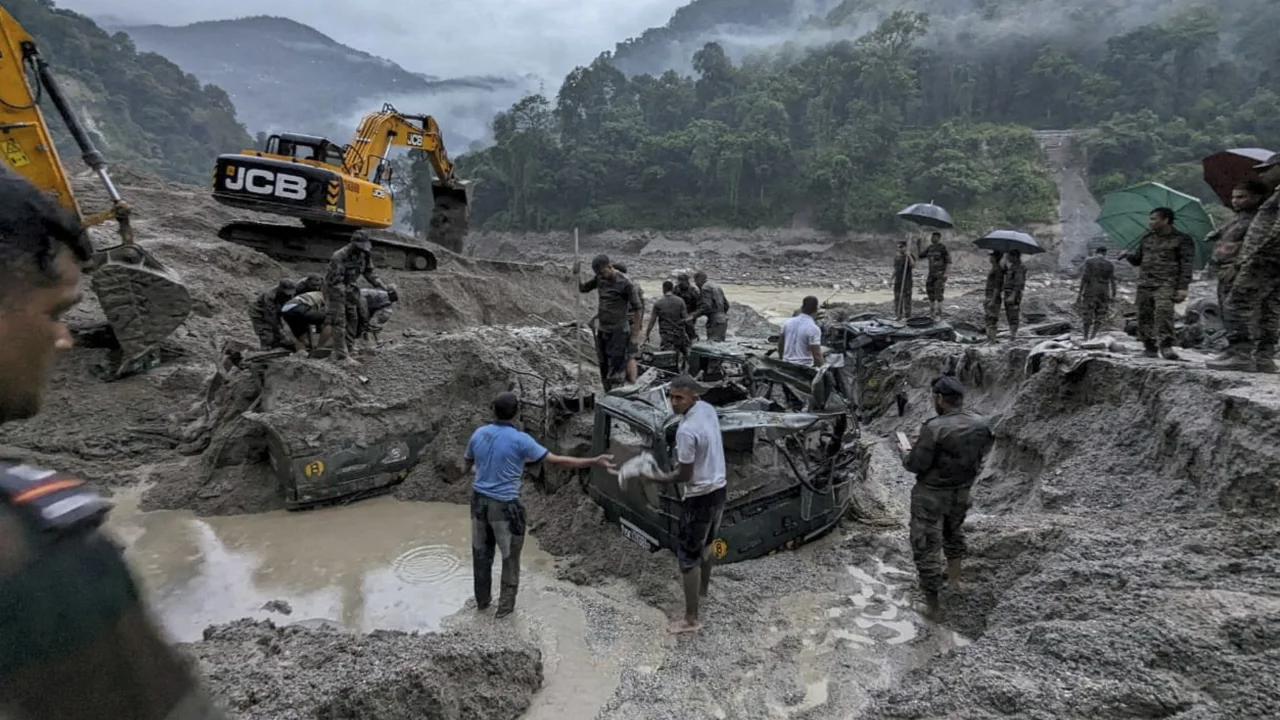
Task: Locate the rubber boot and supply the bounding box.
[1206,346,1257,372]
[682,566,702,624]
[1142,342,1159,358]
[1160,345,1181,361]
[985,326,998,344]
[1008,323,1019,340]
[922,589,941,622]
[1082,322,1093,341]
[494,581,519,618]
[946,558,962,590]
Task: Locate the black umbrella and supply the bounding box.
[897,203,954,229]
[1202,148,1273,206]
[974,230,1044,255]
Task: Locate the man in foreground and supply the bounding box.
[577,254,642,389]
[1118,207,1195,360]
[922,232,951,318]
[463,392,615,617]
[780,295,824,366]
[635,375,727,635]
[898,375,994,619]
[1077,246,1117,340]
[1207,155,1280,373]
[0,169,226,718]
[645,280,693,371]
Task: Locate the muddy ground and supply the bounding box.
[3,169,1275,718]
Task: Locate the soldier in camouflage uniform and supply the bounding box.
[1001,250,1027,338]
[1077,247,1117,340]
[0,169,226,719]
[692,271,730,342]
[614,263,642,382]
[899,375,994,618]
[892,240,916,319]
[674,273,700,343]
[247,279,297,350]
[1208,181,1268,312]
[921,232,951,318]
[983,251,1005,343]
[1207,155,1280,373]
[645,280,693,370]
[356,285,399,345]
[1119,207,1196,360]
[324,232,389,361]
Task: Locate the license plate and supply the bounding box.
[619,519,657,551]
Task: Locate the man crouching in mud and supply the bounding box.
[898,375,994,619]
[0,170,226,719]
[463,392,615,617]
[634,375,727,634]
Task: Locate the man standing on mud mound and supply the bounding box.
[634,375,727,635]
[577,254,642,389]
[983,251,1005,344]
[892,240,916,319]
[692,271,730,342]
[463,392,615,617]
[899,376,994,619]
[1118,207,1195,360]
[0,170,227,719]
[646,280,693,371]
[248,278,297,351]
[922,232,951,319]
[325,232,389,362]
[1207,155,1280,373]
[1208,181,1268,312]
[613,263,642,382]
[674,273,700,343]
[1000,250,1027,339]
[1077,247,1117,341]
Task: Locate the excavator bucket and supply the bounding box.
[428,180,472,254]
[89,242,192,376]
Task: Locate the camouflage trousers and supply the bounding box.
[1222,257,1280,356]
[1216,264,1237,312]
[926,273,946,302]
[1135,284,1176,349]
[909,482,972,596]
[1079,293,1110,328]
[323,284,360,356]
[893,276,913,317]
[982,294,1002,328]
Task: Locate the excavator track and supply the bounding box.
[219,221,438,271]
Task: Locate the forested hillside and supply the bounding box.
[6,0,251,185]
[450,1,1280,234]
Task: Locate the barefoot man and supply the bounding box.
[635,374,727,634]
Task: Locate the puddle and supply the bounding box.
[639,282,895,322]
[105,492,665,720]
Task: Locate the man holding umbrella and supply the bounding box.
[1208,153,1280,373]
[1118,208,1196,360]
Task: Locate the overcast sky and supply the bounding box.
[54,0,689,79]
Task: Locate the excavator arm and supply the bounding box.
[0,6,191,377]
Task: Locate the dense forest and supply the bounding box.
[7,0,251,185]
[439,0,1279,235]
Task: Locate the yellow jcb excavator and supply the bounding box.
[0,6,191,378]
[211,103,473,270]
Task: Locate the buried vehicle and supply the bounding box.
[263,425,431,509]
[586,384,860,564]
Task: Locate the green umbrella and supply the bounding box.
[1096,182,1217,269]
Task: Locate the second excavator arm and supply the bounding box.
[343,103,461,186]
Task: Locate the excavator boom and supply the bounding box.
[0,6,191,377]
[211,103,471,262]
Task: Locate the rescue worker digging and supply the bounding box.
[922,232,951,318]
[1207,153,1280,373]
[356,285,399,346]
[1077,247,1117,341]
[645,280,693,371]
[634,375,727,635]
[0,169,227,719]
[281,290,330,352]
[577,254,642,389]
[324,232,389,362]
[1119,207,1196,360]
[898,375,994,618]
[463,392,615,617]
[248,279,297,351]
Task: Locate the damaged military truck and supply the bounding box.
[586,381,861,564]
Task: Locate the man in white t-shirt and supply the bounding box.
[636,374,727,634]
[780,295,824,366]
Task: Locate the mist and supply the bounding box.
[52,0,689,81]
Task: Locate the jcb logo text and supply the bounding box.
[225,166,307,200]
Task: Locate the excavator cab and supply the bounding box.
[266,133,346,169]
[0,7,191,377]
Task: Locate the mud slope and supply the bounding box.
[185,620,542,720]
[857,341,1280,719]
[0,170,580,497]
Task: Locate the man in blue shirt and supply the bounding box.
[463,392,615,616]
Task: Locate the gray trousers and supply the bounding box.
[470,491,526,613]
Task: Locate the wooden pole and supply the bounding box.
[574,227,584,408]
